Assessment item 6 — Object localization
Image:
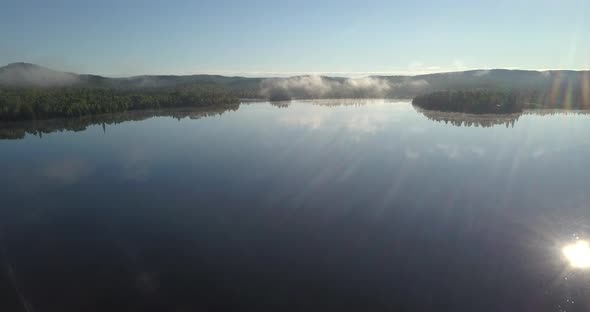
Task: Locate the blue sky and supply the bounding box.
[1,0,588,76]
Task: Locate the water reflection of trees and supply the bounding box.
[416,107,521,128]
[416,107,590,128]
[521,109,590,117]
[269,101,291,108]
[0,103,239,140]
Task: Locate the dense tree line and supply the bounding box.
[412,90,524,114]
[412,87,590,114]
[0,87,239,121]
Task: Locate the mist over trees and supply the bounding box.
[1,63,590,120]
[260,75,429,99]
[0,63,80,87]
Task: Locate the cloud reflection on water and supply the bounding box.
[43,159,94,184]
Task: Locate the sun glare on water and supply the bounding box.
[563,240,590,269]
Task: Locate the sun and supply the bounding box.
[563,240,590,269]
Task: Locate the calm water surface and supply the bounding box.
[1,100,590,311]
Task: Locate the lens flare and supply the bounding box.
[563,240,590,269]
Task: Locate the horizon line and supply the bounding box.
[3,62,590,78]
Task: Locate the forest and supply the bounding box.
[412,87,589,114]
[0,87,239,121]
[2,64,589,120]
[412,90,524,114]
[1,63,589,120]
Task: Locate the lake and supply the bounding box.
[1,100,589,311]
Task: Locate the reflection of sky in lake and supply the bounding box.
[1,101,590,312]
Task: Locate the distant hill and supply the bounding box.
[0,63,80,87]
[375,69,589,98]
[1,63,588,101]
[1,63,588,121]
[0,63,263,97]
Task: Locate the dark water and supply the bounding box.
[1,100,590,312]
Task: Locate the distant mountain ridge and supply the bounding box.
[1,63,589,121]
[0,62,263,90]
[1,62,588,100]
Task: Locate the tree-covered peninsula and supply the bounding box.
[0,87,239,121]
[412,90,524,114]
